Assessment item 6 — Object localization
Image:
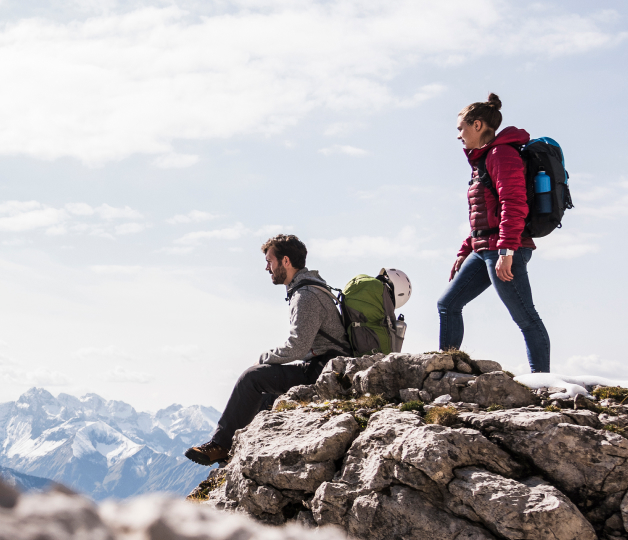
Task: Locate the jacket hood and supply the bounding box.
[286,268,327,292]
[465,126,530,164]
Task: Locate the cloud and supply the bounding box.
[161,345,204,363]
[0,201,66,232]
[534,231,600,260]
[168,222,290,250]
[90,265,143,275]
[74,346,138,363]
[0,364,72,386]
[0,3,622,164]
[310,226,440,259]
[105,366,154,384]
[115,222,148,235]
[0,200,146,238]
[166,210,219,224]
[152,152,199,169]
[318,145,368,157]
[554,354,628,380]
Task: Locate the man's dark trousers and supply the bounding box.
[211,351,338,450]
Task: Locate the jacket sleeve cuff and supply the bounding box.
[457,237,473,258]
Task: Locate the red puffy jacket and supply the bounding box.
[457,126,536,257]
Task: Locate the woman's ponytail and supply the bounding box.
[459,93,503,131]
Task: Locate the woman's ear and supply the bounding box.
[474,119,484,132]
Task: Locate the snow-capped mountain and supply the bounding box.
[0,388,221,500]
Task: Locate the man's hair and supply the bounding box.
[261,234,307,269]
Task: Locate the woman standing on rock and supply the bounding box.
[437,93,550,373]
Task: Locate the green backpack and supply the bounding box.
[289,274,403,357]
[342,274,401,356]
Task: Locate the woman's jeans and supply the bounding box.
[437,248,550,373]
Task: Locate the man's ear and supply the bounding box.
[282,255,293,269]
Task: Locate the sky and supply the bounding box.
[0,0,626,413]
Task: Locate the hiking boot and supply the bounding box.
[184,441,229,466]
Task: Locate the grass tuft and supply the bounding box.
[274,401,298,412]
[602,424,627,438]
[544,405,561,412]
[487,404,505,412]
[187,469,227,501]
[400,400,424,413]
[592,386,628,402]
[424,406,459,427]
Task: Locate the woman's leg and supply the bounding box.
[437,252,492,350]
[485,249,551,372]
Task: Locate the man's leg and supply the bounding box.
[485,248,551,372]
[437,252,492,351]
[185,359,326,465]
[212,363,319,449]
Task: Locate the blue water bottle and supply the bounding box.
[534,170,552,214]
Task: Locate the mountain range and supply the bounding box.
[0,388,220,499]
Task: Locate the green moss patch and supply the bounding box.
[592,386,628,402]
[602,424,627,438]
[400,400,424,413]
[424,406,459,427]
[487,404,505,412]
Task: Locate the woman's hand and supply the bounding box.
[449,256,467,281]
[496,255,514,282]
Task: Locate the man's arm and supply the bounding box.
[259,289,324,365]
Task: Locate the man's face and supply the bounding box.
[265,248,288,285]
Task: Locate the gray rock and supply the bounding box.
[0,478,19,509]
[620,487,628,533]
[419,390,432,402]
[222,409,358,518]
[493,422,628,527]
[399,388,420,402]
[2,490,113,540]
[473,360,503,373]
[433,393,453,405]
[101,494,349,539]
[455,359,474,374]
[448,467,597,540]
[275,384,318,406]
[460,372,538,408]
[316,352,454,400]
[424,372,476,402]
[346,486,496,540]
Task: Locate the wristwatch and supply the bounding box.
[498,249,514,257]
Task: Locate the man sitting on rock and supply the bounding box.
[185,234,351,466]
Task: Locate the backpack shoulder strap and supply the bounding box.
[286,280,352,356]
[286,280,338,302]
[476,154,499,203]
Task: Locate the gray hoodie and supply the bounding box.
[259,268,350,365]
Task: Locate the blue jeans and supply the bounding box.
[437,248,550,373]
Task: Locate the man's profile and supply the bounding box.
[185,234,350,466]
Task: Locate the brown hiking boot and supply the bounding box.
[184,441,229,466]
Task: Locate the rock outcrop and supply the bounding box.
[198,351,628,540]
[0,481,348,540]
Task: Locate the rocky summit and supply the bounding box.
[196,351,628,540]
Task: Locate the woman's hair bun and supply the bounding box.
[487,93,502,110]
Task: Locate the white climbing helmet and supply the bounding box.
[379,268,412,309]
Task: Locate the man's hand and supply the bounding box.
[496,255,514,282]
[449,256,467,281]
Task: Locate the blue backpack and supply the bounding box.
[478,137,574,238]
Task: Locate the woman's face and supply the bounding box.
[457,116,483,149]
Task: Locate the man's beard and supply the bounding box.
[270,263,287,285]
